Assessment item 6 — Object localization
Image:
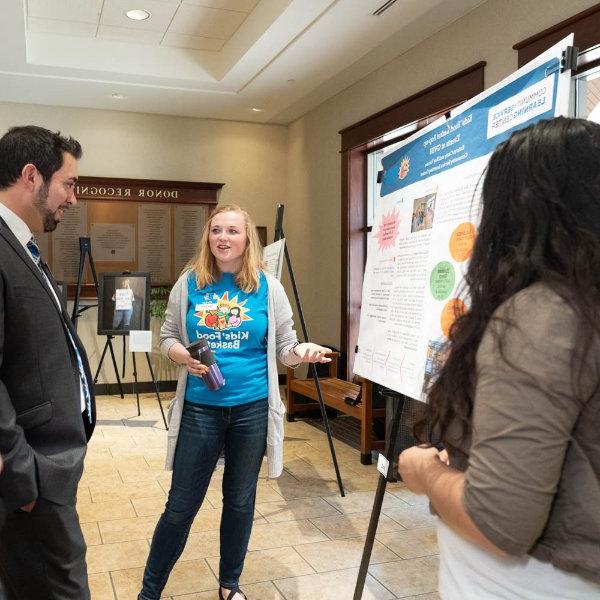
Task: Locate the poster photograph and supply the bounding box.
[98,272,150,336]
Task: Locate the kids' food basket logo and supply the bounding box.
[398,156,410,180]
[195,291,251,331]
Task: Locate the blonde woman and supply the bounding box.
[139,205,330,600]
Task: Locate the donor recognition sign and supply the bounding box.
[39,176,224,296]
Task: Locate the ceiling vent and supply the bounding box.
[372,0,398,16]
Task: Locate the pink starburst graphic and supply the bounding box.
[374,207,400,251]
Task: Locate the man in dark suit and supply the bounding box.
[0,455,5,600]
[0,126,96,599]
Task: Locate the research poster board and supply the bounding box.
[353,36,574,400]
[263,239,285,280]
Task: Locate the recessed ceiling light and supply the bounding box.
[125,9,150,20]
[111,93,125,100]
[251,107,264,112]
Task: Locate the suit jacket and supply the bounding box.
[0,218,96,511]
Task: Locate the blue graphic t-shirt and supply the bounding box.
[185,271,268,406]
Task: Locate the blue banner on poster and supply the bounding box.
[380,58,560,197]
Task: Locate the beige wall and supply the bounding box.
[0,103,287,383]
[2,0,597,382]
[285,0,599,357]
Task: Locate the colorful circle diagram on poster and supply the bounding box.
[449,222,476,262]
[440,298,466,337]
[430,261,455,301]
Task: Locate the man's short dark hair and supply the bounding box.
[0,126,82,189]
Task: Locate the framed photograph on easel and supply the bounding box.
[98,272,150,336]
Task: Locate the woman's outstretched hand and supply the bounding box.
[292,342,332,363]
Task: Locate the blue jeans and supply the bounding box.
[112,308,133,329]
[139,399,268,599]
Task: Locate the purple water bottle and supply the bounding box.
[187,337,226,391]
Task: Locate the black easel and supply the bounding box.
[71,236,124,399]
[101,269,168,430]
[353,396,404,599]
[274,204,345,497]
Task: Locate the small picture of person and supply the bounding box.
[410,192,437,233]
[99,274,148,335]
[112,278,135,330]
[227,306,241,328]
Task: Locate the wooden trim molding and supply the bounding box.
[76,176,223,204]
[339,62,486,152]
[340,62,486,379]
[514,3,600,68]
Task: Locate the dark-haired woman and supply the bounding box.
[399,117,600,599]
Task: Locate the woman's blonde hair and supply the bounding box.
[187,204,264,293]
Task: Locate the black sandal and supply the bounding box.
[219,587,247,600]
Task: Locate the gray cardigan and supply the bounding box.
[160,270,299,478]
[456,283,600,584]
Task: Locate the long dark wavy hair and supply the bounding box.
[414,117,600,452]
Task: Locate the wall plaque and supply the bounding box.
[42,176,224,297]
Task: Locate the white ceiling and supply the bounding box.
[0,0,485,124]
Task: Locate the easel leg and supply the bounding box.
[94,339,110,384]
[71,243,87,326]
[106,336,125,398]
[354,472,387,599]
[94,336,125,399]
[122,336,126,378]
[310,365,345,496]
[132,352,140,417]
[353,397,404,599]
[145,352,168,430]
[360,381,373,465]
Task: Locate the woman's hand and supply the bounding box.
[292,342,332,363]
[185,353,209,378]
[168,343,209,377]
[398,445,444,495]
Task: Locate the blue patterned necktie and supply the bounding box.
[26,237,41,265]
[27,236,92,422]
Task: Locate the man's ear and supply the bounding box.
[21,164,40,191]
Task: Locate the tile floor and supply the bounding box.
[81,394,440,600]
